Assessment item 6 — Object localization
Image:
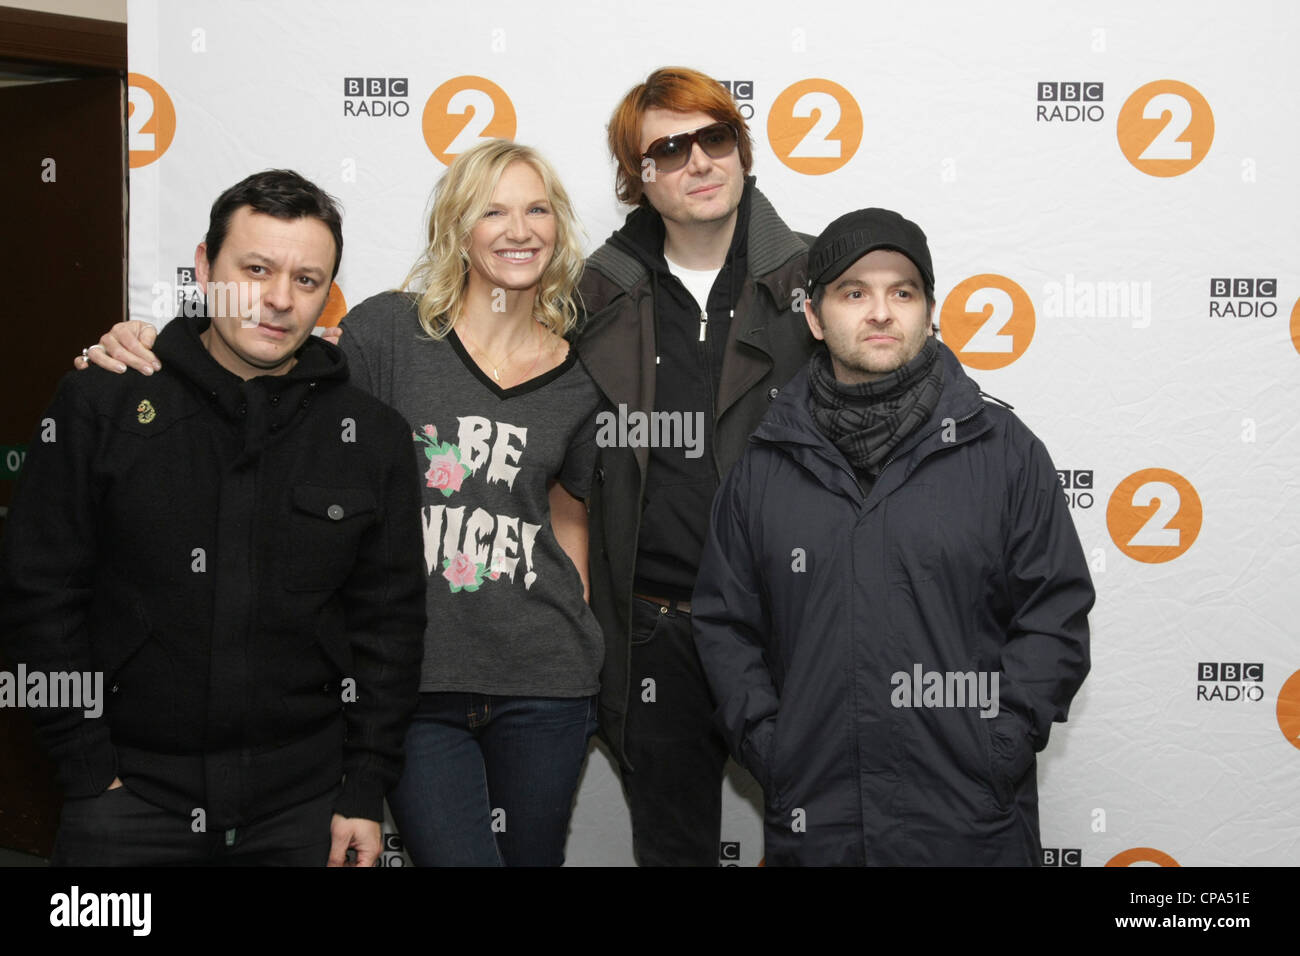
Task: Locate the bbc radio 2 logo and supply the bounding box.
[343,77,409,117]
[1197,662,1264,703]
[1291,298,1300,358]
[1117,80,1214,177]
[175,266,201,314]
[127,73,176,168]
[1106,469,1202,564]
[377,830,407,866]
[1042,848,1082,866]
[422,76,517,166]
[717,80,754,121]
[1057,470,1094,509]
[1036,82,1104,123]
[940,275,1036,370]
[767,78,863,175]
[1209,278,1277,319]
[1278,669,1300,751]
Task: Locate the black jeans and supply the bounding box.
[622,596,730,866]
[51,782,337,866]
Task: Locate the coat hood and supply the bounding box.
[155,311,349,425]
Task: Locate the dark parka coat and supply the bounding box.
[576,182,814,768]
[692,344,1094,865]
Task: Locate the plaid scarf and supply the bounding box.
[806,336,944,477]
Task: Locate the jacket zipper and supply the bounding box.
[700,309,718,478]
[880,406,982,477]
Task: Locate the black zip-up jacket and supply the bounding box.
[692,344,1094,864]
[576,181,815,768]
[605,185,748,599]
[0,314,426,827]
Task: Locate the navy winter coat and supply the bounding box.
[692,343,1093,865]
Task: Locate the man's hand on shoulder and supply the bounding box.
[320,326,342,347]
[74,320,161,375]
[328,813,381,867]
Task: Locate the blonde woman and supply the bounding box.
[79,142,604,866]
[339,140,603,866]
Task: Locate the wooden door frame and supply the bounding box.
[0,5,125,73]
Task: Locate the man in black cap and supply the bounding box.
[691,208,1094,865]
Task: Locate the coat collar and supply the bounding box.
[584,180,805,304]
[753,342,992,508]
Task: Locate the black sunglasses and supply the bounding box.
[641,122,739,173]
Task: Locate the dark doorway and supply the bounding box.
[0,5,126,859]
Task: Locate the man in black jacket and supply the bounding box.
[577,67,815,865]
[0,171,426,866]
[692,208,1094,864]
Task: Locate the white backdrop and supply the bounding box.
[126,0,1300,866]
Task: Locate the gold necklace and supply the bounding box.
[459,321,543,383]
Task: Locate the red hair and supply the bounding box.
[607,67,753,207]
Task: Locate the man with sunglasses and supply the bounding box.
[576,67,815,866]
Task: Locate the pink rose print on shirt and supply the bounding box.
[413,425,470,497]
[442,551,486,593]
[425,451,466,494]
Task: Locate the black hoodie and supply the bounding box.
[0,313,426,827]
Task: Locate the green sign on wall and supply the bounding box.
[2,444,27,480]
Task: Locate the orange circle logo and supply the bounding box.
[1290,297,1300,357]
[317,282,347,328]
[1117,80,1214,177]
[1105,847,1180,867]
[767,79,863,175]
[422,76,517,165]
[939,274,1035,370]
[1278,669,1300,751]
[1107,469,1203,563]
[127,73,176,168]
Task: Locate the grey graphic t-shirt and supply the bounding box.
[340,291,603,696]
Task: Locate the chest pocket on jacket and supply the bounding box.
[882,483,940,586]
[285,485,378,592]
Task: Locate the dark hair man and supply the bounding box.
[577,67,816,865]
[1,170,425,866]
[692,208,1094,865]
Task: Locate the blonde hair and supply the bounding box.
[400,140,585,339]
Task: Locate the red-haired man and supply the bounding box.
[577,67,815,866]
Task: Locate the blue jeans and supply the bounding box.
[388,692,597,866]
